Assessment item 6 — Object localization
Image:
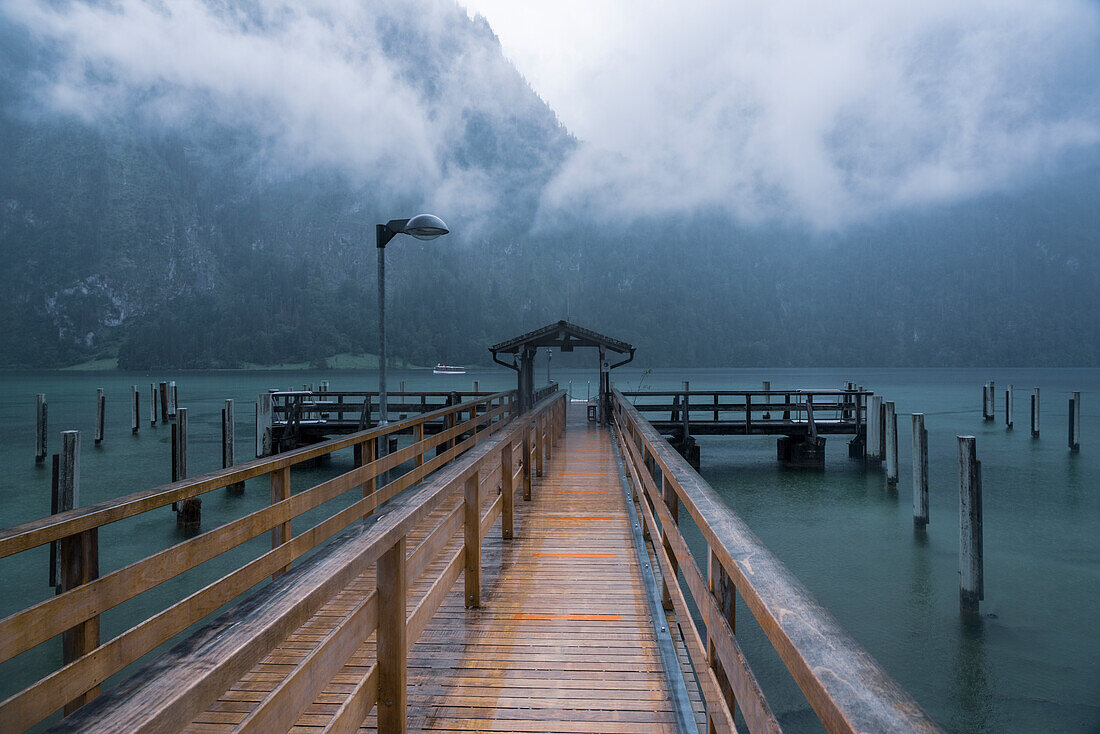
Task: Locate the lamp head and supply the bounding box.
[402,213,449,241]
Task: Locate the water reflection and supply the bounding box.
[951,614,998,733]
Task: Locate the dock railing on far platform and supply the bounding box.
[0,390,565,733]
[611,389,941,734]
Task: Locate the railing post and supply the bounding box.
[660,471,679,611]
[413,422,424,469]
[535,417,545,477]
[464,470,481,607]
[376,536,407,734]
[522,427,533,501]
[707,549,736,733]
[270,465,291,577]
[354,438,377,519]
[501,442,514,540]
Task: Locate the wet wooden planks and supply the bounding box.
[186,404,697,733]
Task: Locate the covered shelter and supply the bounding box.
[489,320,635,423]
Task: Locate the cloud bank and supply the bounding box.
[2,0,555,230]
[465,0,1100,228]
[5,0,1100,231]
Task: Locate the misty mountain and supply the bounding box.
[0,1,1098,369]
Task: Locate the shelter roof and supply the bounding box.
[489,320,633,355]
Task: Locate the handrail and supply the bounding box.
[0,390,562,731]
[612,389,940,734]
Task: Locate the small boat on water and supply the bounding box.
[433,364,466,374]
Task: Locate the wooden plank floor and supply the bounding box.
[185,404,702,733]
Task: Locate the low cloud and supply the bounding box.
[2,0,546,230]
[520,0,1100,228]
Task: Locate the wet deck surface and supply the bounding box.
[186,405,700,733]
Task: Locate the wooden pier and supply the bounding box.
[621,388,871,468]
[0,386,939,733]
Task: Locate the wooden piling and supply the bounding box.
[149,383,157,427]
[958,436,983,613]
[255,393,274,458]
[174,408,200,529]
[985,381,995,421]
[884,401,898,487]
[474,380,480,393]
[763,380,771,419]
[866,396,883,464]
[168,381,177,419]
[1030,387,1040,438]
[94,388,105,446]
[35,394,47,464]
[1005,386,1013,430]
[159,382,169,423]
[912,414,929,528]
[50,430,100,712]
[130,385,139,434]
[223,399,244,492]
[1069,391,1081,452]
[50,430,80,589]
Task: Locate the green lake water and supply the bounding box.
[0,367,1097,733]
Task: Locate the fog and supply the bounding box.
[466,0,1100,228]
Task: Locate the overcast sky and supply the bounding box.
[7,0,1100,231]
[461,0,1100,228]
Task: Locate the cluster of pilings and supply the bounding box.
[34,382,246,534]
[981,382,1080,450]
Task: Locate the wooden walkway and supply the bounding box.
[182,404,700,733]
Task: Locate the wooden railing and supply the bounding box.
[0,389,570,732]
[619,389,870,435]
[611,389,940,734]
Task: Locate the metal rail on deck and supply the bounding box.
[611,389,941,734]
[0,390,569,733]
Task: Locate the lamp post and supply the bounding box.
[376,214,449,426]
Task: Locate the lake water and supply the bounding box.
[0,367,1097,733]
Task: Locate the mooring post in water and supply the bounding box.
[159,382,169,423]
[149,383,157,427]
[255,392,274,458]
[1005,385,1014,430]
[762,380,771,419]
[223,399,244,492]
[130,385,139,434]
[174,408,200,529]
[1069,391,1081,452]
[49,429,101,712]
[473,379,479,393]
[35,393,47,464]
[987,381,995,421]
[168,381,177,419]
[867,395,884,465]
[1031,387,1040,438]
[94,388,105,446]
[958,436,984,613]
[912,414,929,528]
[885,401,899,486]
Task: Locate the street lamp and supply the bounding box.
[376,214,449,426]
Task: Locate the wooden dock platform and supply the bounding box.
[183,404,699,733]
